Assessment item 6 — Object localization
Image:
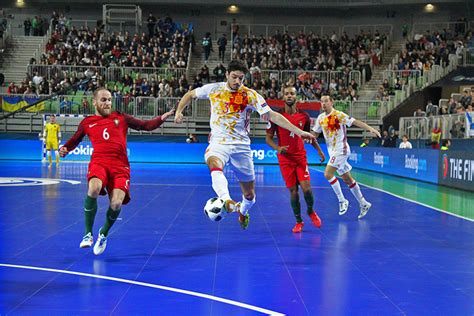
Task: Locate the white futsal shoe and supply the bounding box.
[93,228,107,255]
[79,232,93,248]
[339,199,349,215]
[358,202,372,219]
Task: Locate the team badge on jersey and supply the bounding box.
[114,119,120,126]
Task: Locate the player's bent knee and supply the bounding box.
[110,199,123,211]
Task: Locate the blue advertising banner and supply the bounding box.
[0,139,328,165]
[439,151,474,191]
[348,147,440,184]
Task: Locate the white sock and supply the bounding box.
[349,182,366,205]
[211,169,231,201]
[328,177,345,202]
[239,195,255,216]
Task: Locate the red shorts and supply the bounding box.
[87,161,131,205]
[278,156,310,188]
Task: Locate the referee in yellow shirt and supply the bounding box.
[43,115,61,167]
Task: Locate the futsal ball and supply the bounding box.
[204,197,226,222]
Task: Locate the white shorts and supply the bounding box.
[204,143,255,182]
[328,154,352,176]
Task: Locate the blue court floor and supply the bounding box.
[1,161,473,315]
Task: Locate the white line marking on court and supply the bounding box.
[309,167,474,222]
[0,177,81,186]
[0,263,285,316]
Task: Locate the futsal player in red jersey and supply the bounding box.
[266,86,325,233]
[60,88,174,255]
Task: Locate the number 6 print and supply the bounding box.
[103,128,110,140]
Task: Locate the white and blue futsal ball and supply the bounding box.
[204,197,226,222]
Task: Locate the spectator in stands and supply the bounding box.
[360,138,370,147]
[430,126,442,149]
[199,64,210,83]
[425,100,438,117]
[147,13,157,37]
[24,18,31,36]
[381,130,396,147]
[213,63,226,82]
[440,139,451,150]
[414,108,426,117]
[202,32,212,62]
[448,97,458,114]
[460,89,472,109]
[399,135,413,149]
[6,82,17,94]
[450,120,465,138]
[81,97,90,114]
[217,34,227,62]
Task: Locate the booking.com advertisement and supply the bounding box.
[60,142,330,164]
[0,139,329,165]
[348,147,439,183]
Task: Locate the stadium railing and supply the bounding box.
[411,20,469,40]
[399,113,470,140]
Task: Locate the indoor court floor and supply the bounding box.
[1,161,473,315]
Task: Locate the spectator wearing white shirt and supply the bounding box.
[399,135,413,149]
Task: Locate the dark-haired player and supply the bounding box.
[60,88,174,255]
[174,60,315,229]
[266,86,325,233]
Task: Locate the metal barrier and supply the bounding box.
[400,113,468,140]
[463,48,474,66]
[412,21,468,39]
[285,25,341,37]
[27,64,108,81]
[342,24,393,39]
[106,66,186,83]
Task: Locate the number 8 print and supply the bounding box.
[330,156,335,164]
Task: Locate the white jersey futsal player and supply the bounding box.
[312,95,381,219]
[175,60,315,229]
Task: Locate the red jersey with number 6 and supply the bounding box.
[63,112,165,165]
[266,109,311,159]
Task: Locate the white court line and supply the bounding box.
[0,263,285,316]
[309,167,474,222]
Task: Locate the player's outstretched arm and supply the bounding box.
[60,124,86,157]
[125,109,175,131]
[352,120,381,138]
[175,90,197,124]
[268,110,315,141]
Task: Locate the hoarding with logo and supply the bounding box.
[439,151,474,191]
[349,147,439,183]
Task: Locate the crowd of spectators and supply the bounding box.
[379,23,473,100]
[33,12,191,70]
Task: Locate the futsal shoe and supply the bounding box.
[358,202,372,219]
[238,211,250,230]
[292,222,304,233]
[339,199,349,215]
[93,228,107,255]
[309,211,322,228]
[79,232,93,248]
[224,200,241,213]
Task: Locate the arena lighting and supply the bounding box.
[16,0,25,7]
[228,5,239,13]
[425,3,435,12]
